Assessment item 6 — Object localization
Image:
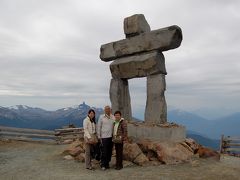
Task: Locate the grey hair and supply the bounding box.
[104,105,111,109]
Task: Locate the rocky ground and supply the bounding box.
[0,140,240,180]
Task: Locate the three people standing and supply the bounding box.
[83,106,128,170]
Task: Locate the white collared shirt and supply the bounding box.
[97,114,115,138]
[83,116,96,139]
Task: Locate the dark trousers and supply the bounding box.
[91,142,101,161]
[115,143,123,168]
[100,137,113,168]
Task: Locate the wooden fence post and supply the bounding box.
[220,134,224,153]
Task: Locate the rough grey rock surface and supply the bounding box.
[124,14,150,38]
[100,25,182,61]
[110,51,166,79]
[128,122,186,142]
[110,78,132,121]
[145,74,167,124]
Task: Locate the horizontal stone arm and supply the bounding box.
[100,25,182,61]
[110,51,166,79]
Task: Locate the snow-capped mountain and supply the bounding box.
[1,103,239,141]
[0,102,103,130]
[9,105,30,110]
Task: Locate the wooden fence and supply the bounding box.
[55,127,84,143]
[0,125,56,143]
[0,125,84,144]
[220,135,240,156]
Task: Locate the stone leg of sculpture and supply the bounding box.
[145,74,167,124]
[110,78,132,121]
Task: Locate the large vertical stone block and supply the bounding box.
[145,74,167,124]
[110,78,132,121]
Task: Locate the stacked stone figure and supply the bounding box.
[100,14,182,124]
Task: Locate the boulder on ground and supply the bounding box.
[75,153,85,162]
[137,139,154,153]
[138,140,193,165]
[68,146,84,157]
[69,139,85,150]
[133,153,149,166]
[61,138,206,166]
[123,143,149,165]
[62,139,85,156]
[147,150,158,161]
[195,146,220,160]
[62,146,84,157]
[123,143,142,160]
[184,138,200,152]
[63,155,74,160]
[154,142,193,164]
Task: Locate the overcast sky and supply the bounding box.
[0,0,239,119]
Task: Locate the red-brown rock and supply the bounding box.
[138,140,193,165]
[123,143,149,165]
[123,143,142,160]
[68,146,84,157]
[75,153,85,162]
[147,150,158,161]
[184,138,200,152]
[69,139,85,149]
[195,146,220,160]
[133,153,149,166]
[155,142,193,164]
[62,146,84,157]
[137,139,154,153]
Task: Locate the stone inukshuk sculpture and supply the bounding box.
[100,14,182,124]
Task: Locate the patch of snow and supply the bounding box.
[9,105,30,110]
[63,107,73,111]
[9,105,19,110]
[22,105,29,109]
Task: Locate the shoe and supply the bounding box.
[115,166,123,170]
[86,167,94,170]
[105,165,110,169]
[101,167,106,171]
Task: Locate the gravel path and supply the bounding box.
[0,140,240,180]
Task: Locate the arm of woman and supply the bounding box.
[83,118,91,139]
[122,120,128,142]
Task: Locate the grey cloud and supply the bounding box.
[0,0,239,118]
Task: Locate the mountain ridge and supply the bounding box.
[0,103,239,149]
[0,102,103,130]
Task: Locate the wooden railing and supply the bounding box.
[220,135,240,156]
[0,126,56,143]
[0,126,84,144]
[55,127,84,143]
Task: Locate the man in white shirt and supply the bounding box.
[97,105,115,170]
